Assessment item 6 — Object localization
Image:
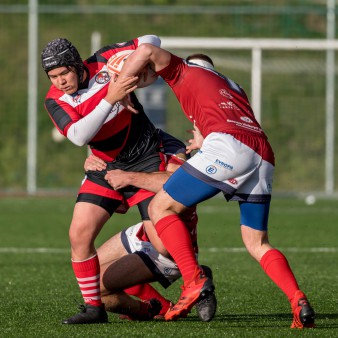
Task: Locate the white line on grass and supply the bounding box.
[0,247,337,254]
[0,247,69,253]
[204,247,338,253]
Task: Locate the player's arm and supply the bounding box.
[64,75,138,146]
[104,161,180,192]
[83,152,181,192]
[115,43,171,113]
[119,43,171,79]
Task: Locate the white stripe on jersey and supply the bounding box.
[58,64,125,123]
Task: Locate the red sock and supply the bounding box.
[155,214,198,283]
[124,283,171,314]
[72,254,101,306]
[260,249,299,302]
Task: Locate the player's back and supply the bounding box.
[160,54,267,140]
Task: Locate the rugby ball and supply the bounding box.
[107,50,158,88]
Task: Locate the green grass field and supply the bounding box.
[0,196,337,337]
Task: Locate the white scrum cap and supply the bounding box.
[189,59,214,70]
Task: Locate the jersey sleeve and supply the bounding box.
[44,95,80,136]
[157,53,185,87]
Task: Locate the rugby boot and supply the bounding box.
[165,268,215,321]
[62,304,108,324]
[195,265,217,322]
[291,290,315,329]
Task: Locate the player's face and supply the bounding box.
[48,66,78,94]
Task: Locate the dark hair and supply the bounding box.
[186,54,214,67]
[41,38,84,83]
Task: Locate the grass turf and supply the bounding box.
[0,196,337,337]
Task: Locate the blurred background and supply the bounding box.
[0,0,337,197]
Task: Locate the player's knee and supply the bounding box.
[102,265,118,292]
[148,198,161,222]
[69,221,96,247]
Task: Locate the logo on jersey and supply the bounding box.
[111,102,121,114]
[206,165,217,174]
[240,116,253,123]
[219,101,240,110]
[215,159,233,171]
[267,183,272,193]
[228,178,238,185]
[72,93,81,104]
[219,89,233,99]
[95,71,110,84]
[164,267,173,275]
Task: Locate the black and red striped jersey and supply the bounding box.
[44,37,158,163]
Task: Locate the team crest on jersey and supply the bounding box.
[95,71,110,84]
[206,165,217,175]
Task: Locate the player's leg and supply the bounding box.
[102,253,162,320]
[236,145,315,329]
[149,171,218,321]
[63,193,121,324]
[151,132,262,288]
[239,202,315,329]
[143,219,170,258]
[96,231,128,296]
[98,231,166,305]
[99,222,171,318]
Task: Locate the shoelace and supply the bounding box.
[298,298,308,307]
[72,298,86,313]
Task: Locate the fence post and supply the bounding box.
[251,47,262,124]
[27,0,38,195]
[325,0,335,194]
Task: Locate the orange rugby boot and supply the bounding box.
[165,269,215,321]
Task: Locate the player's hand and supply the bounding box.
[186,122,204,154]
[119,94,138,114]
[84,154,107,171]
[104,169,131,190]
[104,74,138,106]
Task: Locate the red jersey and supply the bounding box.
[158,54,268,141]
[44,38,158,163]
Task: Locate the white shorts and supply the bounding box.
[165,132,274,205]
[121,222,181,288]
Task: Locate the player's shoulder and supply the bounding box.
[45,84,63,100]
